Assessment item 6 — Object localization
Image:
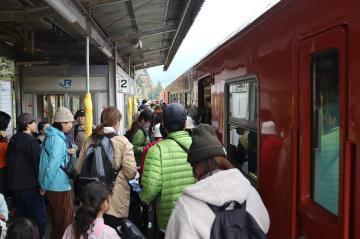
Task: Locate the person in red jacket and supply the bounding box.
[0,111,11,195]
[139,123,163,176]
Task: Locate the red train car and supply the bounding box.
[166,0,360,238]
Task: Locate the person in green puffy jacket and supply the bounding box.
[140,103,195,236]
[127,109,152,166]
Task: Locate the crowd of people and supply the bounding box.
[0,100,269,239]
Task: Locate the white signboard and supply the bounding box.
[116,66,130,93]
[0,81,13,136]
[24,76,107,92]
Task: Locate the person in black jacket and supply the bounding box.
[6,113,46,238]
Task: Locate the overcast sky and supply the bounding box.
[146,0,280,87]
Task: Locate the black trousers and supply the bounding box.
[14,188,46,238]
[0,168,6,195]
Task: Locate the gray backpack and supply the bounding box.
[78,133,118,187]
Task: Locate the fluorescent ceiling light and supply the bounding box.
[44,0,77,24]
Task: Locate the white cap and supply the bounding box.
[154,123,162,138]
[185,116,195,129]
[261,121,277,135]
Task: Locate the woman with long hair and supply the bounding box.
[62,182,119,239]
[38,107,75,239]
[165,124,270,239]
[126,109,152,166]
[77,106,137,231]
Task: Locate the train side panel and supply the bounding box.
[181,0,360,238]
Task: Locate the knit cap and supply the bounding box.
[162,103,187,132]
[188,124,227,164]
[53,107,74,123]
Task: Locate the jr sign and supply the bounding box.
[59,79,72,89]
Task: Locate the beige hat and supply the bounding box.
[53,107,74,123]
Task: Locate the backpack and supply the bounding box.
[207,201,267,239]
[116,218,146,239]
[77,133,118,188]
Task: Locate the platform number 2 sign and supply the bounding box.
[117,73,128,88]
[121,79,127,88]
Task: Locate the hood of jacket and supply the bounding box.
[182,168,251,206]
[45,125,66,140]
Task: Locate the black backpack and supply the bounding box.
[77,133,118,188]
[207,201,267,239]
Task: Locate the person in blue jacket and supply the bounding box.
[39,106,75,239]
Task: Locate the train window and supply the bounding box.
[311,49,339,215]
[226,78,258,182]
[228,81,257,123]
[228,125,258,180]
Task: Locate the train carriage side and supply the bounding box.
[166,73,192,109]
[187,0,360,238]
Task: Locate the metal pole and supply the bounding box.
[86,35,90,93]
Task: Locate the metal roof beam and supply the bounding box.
[0,7,54,21]
[164,0,205,70]
[125,0,139,33]
[112,25,177,41]
[158,0,170,62]
[89,0,128,9]
[0,11,28,22]
[104,0,153,29]
[124,46,170,57]
[43,0,127,69]
[133,59,164,68]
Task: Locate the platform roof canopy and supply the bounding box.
[0,0,204,71]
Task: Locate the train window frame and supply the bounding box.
[225,75,259,184]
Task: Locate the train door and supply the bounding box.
[68,94,83,114]
[298,27,349,238]
[198,75,212,124]
[36,94,65,122]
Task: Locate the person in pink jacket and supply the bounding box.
[62,182,120,239]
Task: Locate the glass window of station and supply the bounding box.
[226,79,258,182]
[311,49,340,215]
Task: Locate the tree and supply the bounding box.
[0,57,14,81]
[148,80,163,100]
[135,69,152,99]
